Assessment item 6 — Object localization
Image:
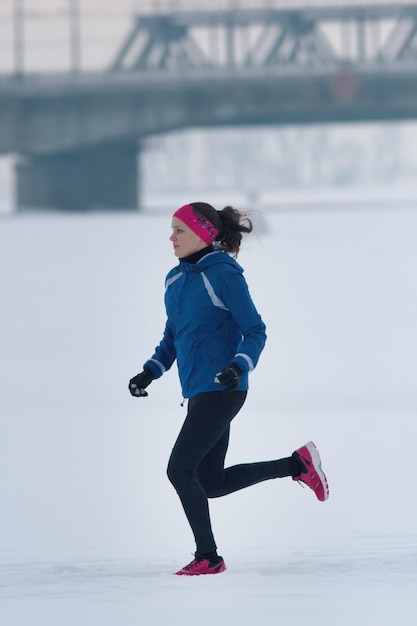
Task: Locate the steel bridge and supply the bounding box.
[1,3,417,211]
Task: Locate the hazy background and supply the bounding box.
[1,0,417,214]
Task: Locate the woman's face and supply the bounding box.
[170,217,207,258]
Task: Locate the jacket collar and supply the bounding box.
[179,246,213,265]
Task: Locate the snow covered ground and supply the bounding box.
[1,202,416,625]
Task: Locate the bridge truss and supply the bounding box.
[111,4,417,72]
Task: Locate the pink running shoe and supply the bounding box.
[175,553,226,576]
[293,441,329,502]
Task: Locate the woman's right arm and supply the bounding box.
[143,320,177,380]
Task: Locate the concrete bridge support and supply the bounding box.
[15,140,139,211]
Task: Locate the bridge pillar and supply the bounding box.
[16,141,140,211]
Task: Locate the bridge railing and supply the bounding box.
[1,1,417,77]
[130,0,417,10]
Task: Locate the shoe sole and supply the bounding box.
[175,565,226,576]
[305,441,329,501]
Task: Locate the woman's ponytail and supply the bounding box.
[216,205,253,257]
[189,202,253,258]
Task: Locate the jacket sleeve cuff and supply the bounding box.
[143,358,165,380]
[232,353,254,374]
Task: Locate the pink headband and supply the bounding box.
[173,204,219,244]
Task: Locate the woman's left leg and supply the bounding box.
[167,391,246,554]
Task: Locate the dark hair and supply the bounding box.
[190,202,253,257]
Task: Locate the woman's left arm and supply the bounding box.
[219,269,267,375]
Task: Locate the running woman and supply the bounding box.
[129,202,329,576]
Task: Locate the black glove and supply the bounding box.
[214,364,242,392]
[129,369,154,397]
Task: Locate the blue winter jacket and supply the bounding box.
[144,250,266,399]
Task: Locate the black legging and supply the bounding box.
[167,390,293,554]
